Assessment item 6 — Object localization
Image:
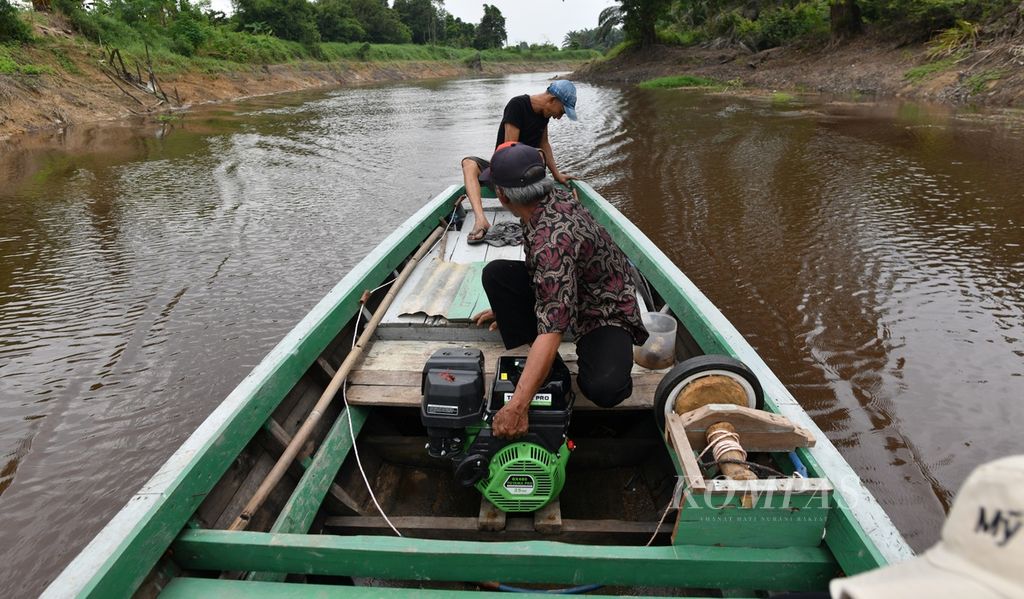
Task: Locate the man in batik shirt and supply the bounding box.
[473,142,648,439]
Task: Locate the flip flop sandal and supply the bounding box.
[466,225,490,245]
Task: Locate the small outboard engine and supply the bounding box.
[420,349,575,512]
[420,348,486,458]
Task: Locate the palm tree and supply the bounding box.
[597,4,623,44]
[600,1,669,48]
[562,29,596,50]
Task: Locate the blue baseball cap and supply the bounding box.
[547,80,578,121]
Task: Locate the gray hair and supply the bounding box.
[497,177,554,205]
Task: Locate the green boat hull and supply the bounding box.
[43,182,910,598]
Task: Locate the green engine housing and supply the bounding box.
[475,441,570,512]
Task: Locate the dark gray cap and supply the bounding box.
[481,141,545,188]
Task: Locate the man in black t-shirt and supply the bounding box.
[460,80,578,244]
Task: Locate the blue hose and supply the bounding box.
[789,451,809,478]
[496,583,604,594]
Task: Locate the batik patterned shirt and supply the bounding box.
[523,188,649,345]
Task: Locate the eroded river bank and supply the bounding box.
[1,72,1022,596]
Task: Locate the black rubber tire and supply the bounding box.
[652,355,764,431]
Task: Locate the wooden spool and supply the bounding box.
[673,375,756,482]
[706,422,757,482]
[671,374,750,413]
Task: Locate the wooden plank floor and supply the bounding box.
[347,340,667,410]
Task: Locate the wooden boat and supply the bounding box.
[44,182,912,598]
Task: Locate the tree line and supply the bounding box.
[227,0,510,49]
[601,0,1022,52]
[0,0,586,58]
[6,0,1021,63]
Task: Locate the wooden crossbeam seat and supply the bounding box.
[345,340,667,410]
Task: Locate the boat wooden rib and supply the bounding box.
[43,182,912,598]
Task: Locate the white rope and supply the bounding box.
[646,431,747,547]
[336,204,459,538]
[344,286,403,536]
[697,429,747,463]
[645,477,685,547]
[646,499,675,547]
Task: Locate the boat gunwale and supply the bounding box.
[572,180,912,571]
[41,185,463,599]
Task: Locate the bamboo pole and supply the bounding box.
[228,224,447,531]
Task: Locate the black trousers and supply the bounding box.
[481,260,634,408]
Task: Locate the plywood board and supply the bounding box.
[346,340,666,410]
[344,384,658,410]
[679,404,816,452]
[373,324,503,343]
[357,340,664,376]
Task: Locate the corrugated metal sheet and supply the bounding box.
[398,259,490,321]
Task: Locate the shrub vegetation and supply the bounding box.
[1,0,34,44]
[3,0,597,71]
[603,0,1020,52]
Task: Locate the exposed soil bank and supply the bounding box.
[573,37,1024,108]
[6,24,1023,144]
[0,27,581,141]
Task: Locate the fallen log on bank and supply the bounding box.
[99,44,181,112]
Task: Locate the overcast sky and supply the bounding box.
[204,0,609,47]
[443,1,608,46]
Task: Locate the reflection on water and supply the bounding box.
[1,73,1023,595]
[577,89,1024,524]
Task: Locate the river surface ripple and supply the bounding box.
[1,72,1022,595]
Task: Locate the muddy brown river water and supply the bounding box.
[1,72,1022,596]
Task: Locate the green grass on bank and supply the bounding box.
[112,39,596,75]
[639,74,724,89]
[1,36,595,86]
[2,6,598,79]
[964,69,1004,94]
[318,42,597,63]
[904,56,1006,97]
[904,55,962,83]
[0,44,53,74]
[1,27,597,81]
